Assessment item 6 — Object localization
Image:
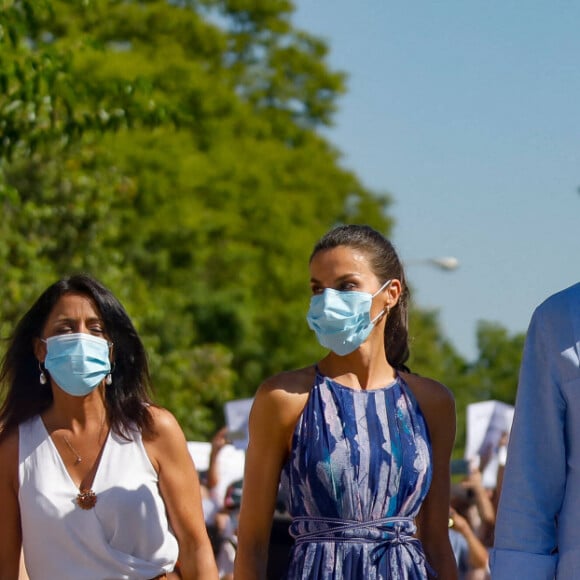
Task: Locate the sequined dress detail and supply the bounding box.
[280,369,433,579]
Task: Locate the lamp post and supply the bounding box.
[404,257,460,272]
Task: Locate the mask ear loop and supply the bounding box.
[370,303,391,325]
[370,280,393,325]
[372,279,392,298]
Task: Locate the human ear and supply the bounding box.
[385,279,402,309]
[33,337,47,363]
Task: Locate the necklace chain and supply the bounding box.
[59,414,107,510]
[61,414,106,466]
[63,436,82,464]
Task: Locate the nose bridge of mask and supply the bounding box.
[44,333,112,348]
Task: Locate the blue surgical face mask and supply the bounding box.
[306,279,392,356]
[42,333,112,396]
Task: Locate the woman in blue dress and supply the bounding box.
[235,225,458,579]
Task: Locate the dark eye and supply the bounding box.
[339,282,357,291]
[311,285,323,295]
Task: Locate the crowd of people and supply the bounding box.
[448,465,498,580]
[1,224,577,579]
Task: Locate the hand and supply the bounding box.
[449,507,471,536]
[498,431,509,447]
[211,426,229,455]
[461,466,484,492]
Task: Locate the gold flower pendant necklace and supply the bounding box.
[62,416,106,510]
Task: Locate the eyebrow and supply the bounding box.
[310,273,362,284]
[51,316,104,324]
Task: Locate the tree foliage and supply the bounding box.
[0,0,393,439]
[0,0,522,445]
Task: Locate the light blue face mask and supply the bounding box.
[42,333,112,396]
[306,279,392,356]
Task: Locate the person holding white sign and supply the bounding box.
[235,225,457,580]
[492,282,580,579]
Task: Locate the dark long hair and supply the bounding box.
[310,224,411,371]
[0,274,155,439]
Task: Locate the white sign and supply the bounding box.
[187,440,246,508]
[465,400,514,488]
[187,441,212,471]
[224,397,254,450]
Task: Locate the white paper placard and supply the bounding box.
[465,400,514,487]
[224,397,254,450]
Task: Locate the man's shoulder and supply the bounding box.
[536,282,580,317]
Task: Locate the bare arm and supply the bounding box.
[234,371,310,580]
[450,509,489,570]
[405,373,458,580]
[463,468,495,526]
[0,430,22,579]
[206,426,228,491]
[144,408,218,580]
[461,468,495,546]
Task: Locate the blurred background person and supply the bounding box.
[215,479,243,580]
[460,467,496,551]
[449,484,490,579]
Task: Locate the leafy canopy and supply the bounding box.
[0,0,523,444]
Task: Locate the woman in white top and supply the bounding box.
[0,274,218,580]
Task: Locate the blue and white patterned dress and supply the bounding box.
[280,368,433,579]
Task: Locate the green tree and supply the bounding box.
[0,0,397,439]
[2,0,520,446]
[468,321,525,405]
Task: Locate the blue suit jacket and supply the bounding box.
[491,282,580,579]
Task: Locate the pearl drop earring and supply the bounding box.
[39,362,47,385]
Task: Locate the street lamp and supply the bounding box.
[404,257,460,271]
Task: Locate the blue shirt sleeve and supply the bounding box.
[491,301,566,580]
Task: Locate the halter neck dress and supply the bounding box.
[280,368,433,579]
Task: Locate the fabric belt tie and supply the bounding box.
[289,516,435,576]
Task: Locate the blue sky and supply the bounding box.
[293,1,579,361]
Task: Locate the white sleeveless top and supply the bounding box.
[19,415,179,580]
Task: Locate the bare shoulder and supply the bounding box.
[141,406,190,473]
[142,406,186,450]
[400,372,455,421]
[146,405,182,434]
[251,366,315,434]
[256,365,314,407]
[259,365,315,396]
